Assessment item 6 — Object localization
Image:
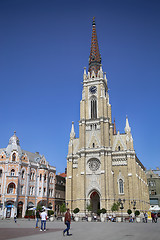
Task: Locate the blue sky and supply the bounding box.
[0,0,160,173]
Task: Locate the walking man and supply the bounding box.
[63,208,71,236]
[40,209,47,231]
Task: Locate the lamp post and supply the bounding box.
[118,199,125,222]
[131,200,136,220]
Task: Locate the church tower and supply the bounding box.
[66,18,149,215]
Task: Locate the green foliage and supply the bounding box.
[135,210,140,216]
[87,203,92,212]
[127,209,132,215]
[25,209,34,217]
[60,203,66,214]
[111,202,120,212]
[97,209,101,216]
[36,205,42,212]
[48,210,54,216]
[101,208,107,214]
[73,208,80,214]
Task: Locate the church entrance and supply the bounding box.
[90,191,100,214]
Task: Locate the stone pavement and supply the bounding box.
[0,219,159,240]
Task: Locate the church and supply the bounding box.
[66,18,149,215]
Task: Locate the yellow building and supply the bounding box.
[0,132,56,218]
[66,18,149,215]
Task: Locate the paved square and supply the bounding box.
[0,219,159,240]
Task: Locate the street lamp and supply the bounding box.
[118,198,125,222]
[131,200,136,219]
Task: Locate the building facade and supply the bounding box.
[146,168,160,207]
[55,173,66,216]
[0,132,56,218]
[66,18,149,215]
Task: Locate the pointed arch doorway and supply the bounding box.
[90,191,100,214]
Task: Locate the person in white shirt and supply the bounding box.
[40,210,47,231]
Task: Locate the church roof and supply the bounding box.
[88,17,101,75]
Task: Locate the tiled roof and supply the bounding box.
[88,17,101,75]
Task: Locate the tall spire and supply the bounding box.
[89,17,101,76]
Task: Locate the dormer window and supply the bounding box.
[118,146,121,151]
[12,153,16,161]
[11,169,15,176]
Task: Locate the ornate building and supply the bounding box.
[66,18,149,215]
[146,168,160,207]
[55,172,66,216]
[0,132,56,218]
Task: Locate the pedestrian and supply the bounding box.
[151,212,155,223]
[40,209,47,231]
[14,213,17,223]
[144,212,148,223]
[36,210,40,228]
[63,208,72,236]
[154,213,158,223]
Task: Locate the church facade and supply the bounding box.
[66,19,149,215]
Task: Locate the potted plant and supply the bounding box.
[135,210,140,222]
[111,202,120,222]
[73,208,80,221]
[100,208,106,222]
[48,210,54,221]
[60,203,66,222]
[127,209,132,222]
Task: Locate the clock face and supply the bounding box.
[89,86,97,94]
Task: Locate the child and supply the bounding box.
[14,213,17,223]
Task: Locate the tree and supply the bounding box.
[97,209,101,216]
[87,203,92,212]
[36,204,42,212]
[101,208,107,214]
[127,209,132,215]
[111,202,120,212]
[135,210,140,217]
[48,210,54,216]
[60,203,66,215]
[73,208,80,214]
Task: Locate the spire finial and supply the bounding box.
[92,17,95,25]
[113,118,116,135]
[89,17,101,76]
[14,131,16,135]
[70,121,75,139]
[125,115,131,133]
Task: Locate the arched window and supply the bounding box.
[22,170,24,178]
[44,174,46,181]
[11,169,15,176]
[7,183,16,194]
[40,174,42,181]
[91,98,97,119]
[119,179,124,194]
[50,175,54,183]
[30,171,35,181]
[12,153,16,161]
[118,146,121,151]
[0,169,2,178]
